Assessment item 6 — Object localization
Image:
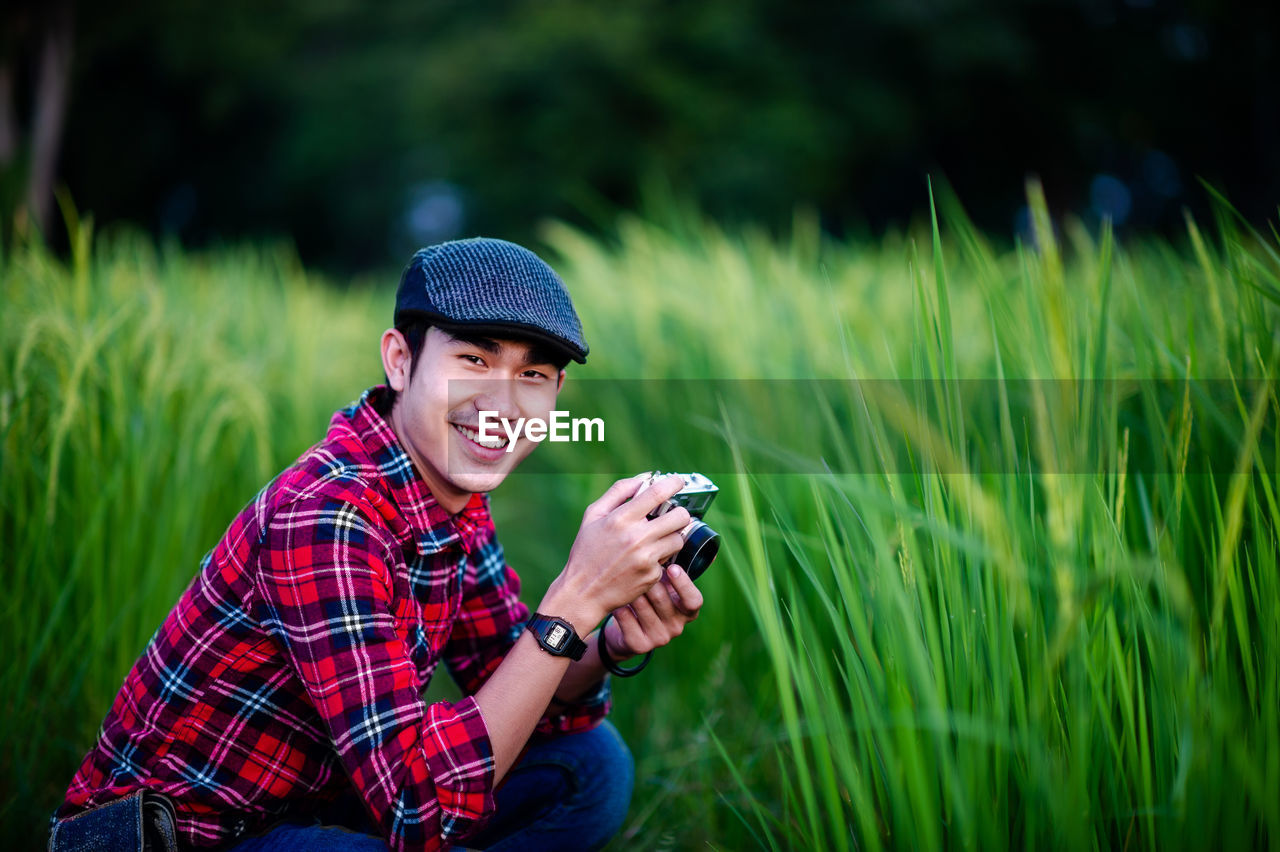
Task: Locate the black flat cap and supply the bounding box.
[394,237,588,364]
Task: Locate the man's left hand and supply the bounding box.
[603,564,704,659]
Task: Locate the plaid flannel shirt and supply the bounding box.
[56,386,610,850]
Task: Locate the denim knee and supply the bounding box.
[575,720,634,830]
[475,720,635,852]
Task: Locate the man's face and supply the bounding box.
[384,326,564,513]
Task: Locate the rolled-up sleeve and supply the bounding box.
[418,698,492,838]
[254,495,495,850]
[442,526,612,738]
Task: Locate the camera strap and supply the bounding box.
[596,613,652,677]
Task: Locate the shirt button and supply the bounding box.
[233,819,247,837]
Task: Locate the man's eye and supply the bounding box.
[522,369,549,380]
[461,354,485,365]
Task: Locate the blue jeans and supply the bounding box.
[227,720,634,852]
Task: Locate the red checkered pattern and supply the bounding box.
[56,386,610,850]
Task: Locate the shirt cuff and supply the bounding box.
[422,695,496,841]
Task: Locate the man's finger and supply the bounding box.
[644,575,679,621]
[627,593,663,635]
[648,530,688,566]
[587,473,650,518]
[609,606,644,658]
[646,507,692,541]
[663,564,703,617]
[619,474,687,522]
[613,604,640,631]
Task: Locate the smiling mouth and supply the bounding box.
[452,422,509,450]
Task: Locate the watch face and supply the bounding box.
[546,623,569,650]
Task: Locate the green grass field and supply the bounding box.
[3,185,1277,850]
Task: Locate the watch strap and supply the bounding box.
[527,612,588,661]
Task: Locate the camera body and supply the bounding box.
[637,472,721,580]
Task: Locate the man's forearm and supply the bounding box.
[473,586,603,783]
[474,630,576,783]
[475,626,621,787]
[553,628,617,703]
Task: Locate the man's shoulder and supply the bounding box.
[254,399,407,538]
[273,434,391,515]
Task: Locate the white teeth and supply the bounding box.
[453,423,508,449]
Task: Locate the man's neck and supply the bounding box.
[386,399,473,515]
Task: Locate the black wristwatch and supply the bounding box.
[527,613,588,661]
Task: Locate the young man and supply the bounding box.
[51,238,703,851]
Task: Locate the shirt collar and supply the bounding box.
[336,386,493,556]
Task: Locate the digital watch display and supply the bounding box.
[527,613,588,661]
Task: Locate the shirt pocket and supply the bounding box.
[400,550,464,686]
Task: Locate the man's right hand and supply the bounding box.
[478,474,688,786]
[542,474,692,631]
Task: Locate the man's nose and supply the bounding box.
[473,380,519,417]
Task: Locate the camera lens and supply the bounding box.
[678,521,719,581]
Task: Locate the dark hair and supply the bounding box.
[400,321,432,383]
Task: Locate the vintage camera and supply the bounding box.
[636,472,720,580]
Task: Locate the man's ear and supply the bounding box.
[555,369,566,395]
[381,328,411,392]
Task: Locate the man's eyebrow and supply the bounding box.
[445,333,560,368]
[445,333,501,354]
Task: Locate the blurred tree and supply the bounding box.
[46,0,1280,269]
[2,0,73,237]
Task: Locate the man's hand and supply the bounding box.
[603,563,704,659]
[542,474,693,632]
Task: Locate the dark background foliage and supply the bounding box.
[5,0,1278,268]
